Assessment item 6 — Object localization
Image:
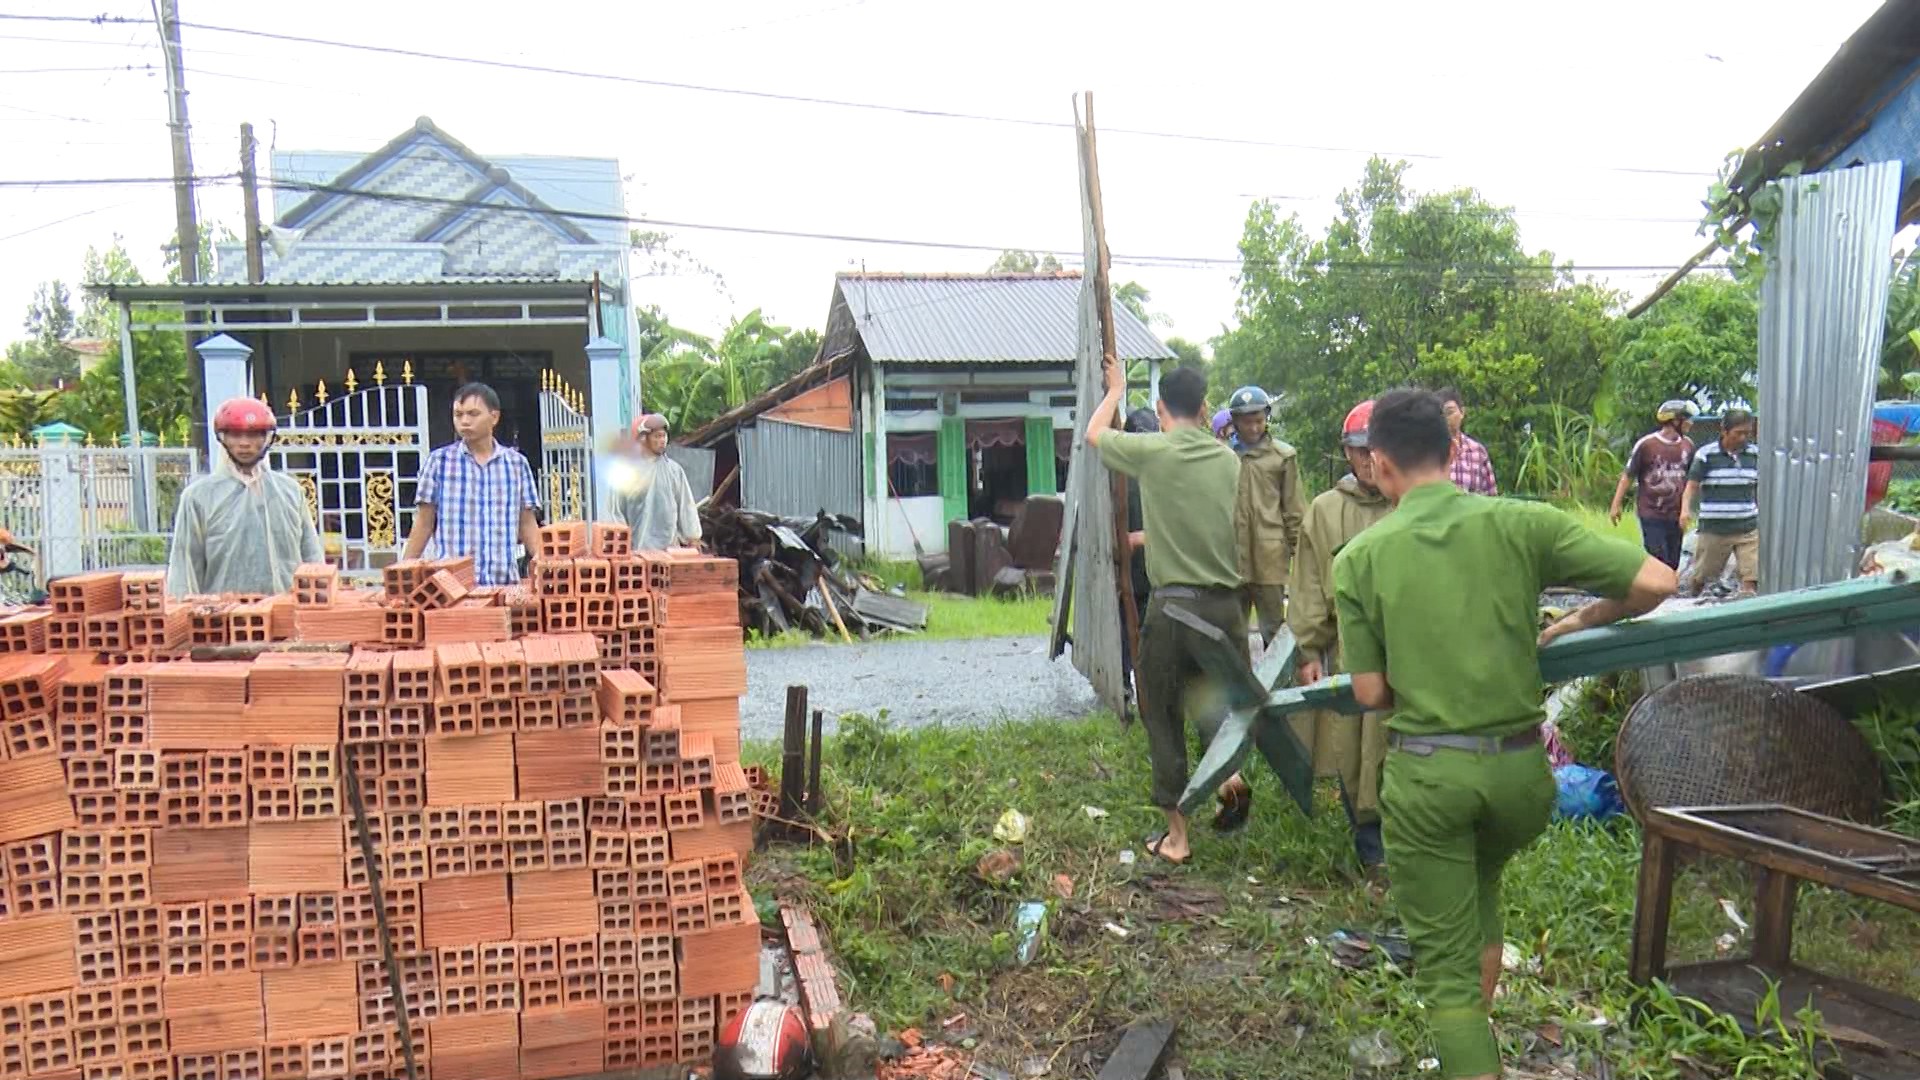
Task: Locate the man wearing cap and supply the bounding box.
[402,382,543,586]
[607,413,702,552]
[1226,385,1303,649]
[167,396,324,596]
[1335,389,1675,1080]
[1609,400,1696,569]
[1287,399,1394,873]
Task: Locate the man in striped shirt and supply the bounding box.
[401,382,543,586]
[1681,409,1759,596]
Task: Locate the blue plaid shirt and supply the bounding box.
[416,440,541,585]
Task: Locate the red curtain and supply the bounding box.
[966,418,1024,450]
[887,432,936,466]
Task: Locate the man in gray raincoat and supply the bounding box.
[605,413,702,551]
[166,396,324,596]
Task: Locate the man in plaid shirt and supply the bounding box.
[1440,387,1498,495]
[401,383,543,585]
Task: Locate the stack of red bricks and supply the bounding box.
[0,521,759,1080]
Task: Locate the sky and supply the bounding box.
[0,0,1891,353]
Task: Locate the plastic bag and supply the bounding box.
[1552,764,1624,822]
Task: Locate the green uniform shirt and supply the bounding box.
[1097,426,1242,590]
[1332,482,1644,737]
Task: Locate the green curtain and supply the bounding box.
[1024,416,1057,495]
[938,417,968,523]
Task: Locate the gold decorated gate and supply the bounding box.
[268,362,430,568]
[539,370,592,523]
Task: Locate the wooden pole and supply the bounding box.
[1082,92,1143,701]
[240,122,264,285]
[780,685,808,823]
[817,578,854,644]
[808,708,825,811]
[156,0,206,449]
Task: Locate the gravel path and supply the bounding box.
[741,635,1099,741]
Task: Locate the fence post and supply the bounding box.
[38,439,84,580]
[585,336,622,521]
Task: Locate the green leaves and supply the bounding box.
[638,307,821,433]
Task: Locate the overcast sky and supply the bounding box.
[0,0,1888,354]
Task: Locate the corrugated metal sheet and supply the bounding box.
[834,274,1176,365]
[738,419,863,554]
[1757,161,1902,593]
[664,445,715,501]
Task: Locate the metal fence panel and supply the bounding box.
[1758,162,1903,592]
[0,446,201,595]
[665,445,715,502]
[737,419,862,553]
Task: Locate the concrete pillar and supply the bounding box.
[37,440,83,579]
[195,334,253,435]
[585,335,623,520]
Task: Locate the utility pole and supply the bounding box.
[156,0,207,448]
[240,122,264,285]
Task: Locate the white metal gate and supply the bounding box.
[268,363,430,569]
[0,442,200,596]
[539,370,592,523]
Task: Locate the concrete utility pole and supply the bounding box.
[156,0,208,447]
[240,122,264,285]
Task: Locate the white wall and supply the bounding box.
[880,496,947,558]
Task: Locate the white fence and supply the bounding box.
[0,445,202,598]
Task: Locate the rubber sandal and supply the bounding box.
[1212,786,1252,833]
[1143,831,1189,866]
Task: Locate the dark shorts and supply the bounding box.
[1639,515,1682,569]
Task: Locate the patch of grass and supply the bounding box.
[746,588,1052,649]
[752,714,1920,1079]
[1553,670,1643,769]
[1556,501,1645,545]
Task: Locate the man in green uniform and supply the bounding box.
[1088,363,1252,865]
[1288,399,1394,873]
[1227,386,1305,647]
[1334,389,1675,1080]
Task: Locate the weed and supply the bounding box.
[1553,671,1643,768]
[1855,703,1920,836]
[751,714,1919,1078]
[1516,407,1625,506]
[747,591,1050,649]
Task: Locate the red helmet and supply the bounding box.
[213,397,277,435]
[630,413,668,439]
[1342,400,1375,447]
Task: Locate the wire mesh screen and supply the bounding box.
[1615,674,1885,824]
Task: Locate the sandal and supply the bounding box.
[1212,785,1252,833]
[1143,831,1189,866]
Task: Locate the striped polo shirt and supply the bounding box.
[1686,439,1759,534]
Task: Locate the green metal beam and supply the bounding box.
[1180,571,1920,817]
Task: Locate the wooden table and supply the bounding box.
[1631,805,1920,1078]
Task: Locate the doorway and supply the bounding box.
[354,351,548,458]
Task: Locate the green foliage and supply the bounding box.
[1883,477,1920,515]
[79,236,144,338]
[61,308,193,445]
[0,387,67,439]
[161,221,237,285]
[1856,704,1920,836]
[1211,158,1620,478]
[1880,250,1920,395]
[1697,149,1806,283]
[1514,407,1624,504]
[5,281,81,389]
[987,250,1062,273]
[637,308,820,434]
[1611,277,1757,426]
[1551,671,1642,768]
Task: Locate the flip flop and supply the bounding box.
[1212,785,1252,833]
[1143,831,1189,866]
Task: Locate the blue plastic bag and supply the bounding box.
[1553,764,1624,822]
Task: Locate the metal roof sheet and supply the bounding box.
[834,273,1176,364]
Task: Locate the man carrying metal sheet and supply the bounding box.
[1226,386,1304,648]
[605,413,703,552]
[167,397,324,597]
[1086,362,1257,865]
[1334,389,1674,1080]
[1287,399,1393,875]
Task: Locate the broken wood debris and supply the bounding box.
[700,506,929,641]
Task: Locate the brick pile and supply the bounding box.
[0,524,758,1080]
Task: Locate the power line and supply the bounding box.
[0,64,154,74]
[0,12,147,24]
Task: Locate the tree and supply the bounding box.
[638,309,819,434]
[1114,280,1169,327]
[61,306,192,445]
[162,221,238,285]
[1609,277,1757,428]
[1211,157,1619,478]
[79,236,145,338]
[4,281,81,388]
[988,250,1063,273]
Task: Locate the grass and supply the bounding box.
[746,557,1052,649]
[747,712,1920,1080]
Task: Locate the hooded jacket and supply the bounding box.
[166,452,325,597]
[1287,472,1392,656]
[1233,436,1306,586]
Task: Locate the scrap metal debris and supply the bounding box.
[699,506,929,640]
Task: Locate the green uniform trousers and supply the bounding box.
[1242,584,1287,647]
[1382,741,1555,1078]
[1136,588,1254,809]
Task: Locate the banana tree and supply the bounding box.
[0,387,65,441]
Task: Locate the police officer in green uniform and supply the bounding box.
[1333,390,1675,1080]
[1087,362,1254,866]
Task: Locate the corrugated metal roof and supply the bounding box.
[834,273,1176,364]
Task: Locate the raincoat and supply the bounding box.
[605,452,702,552]
[166,455,324,597]
[1234,436,1305,586]
[1286,472,1393,814]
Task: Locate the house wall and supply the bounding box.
[259,324,592,409]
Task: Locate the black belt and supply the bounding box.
[1153,585,1240,601]
[1388,728,1541,756]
